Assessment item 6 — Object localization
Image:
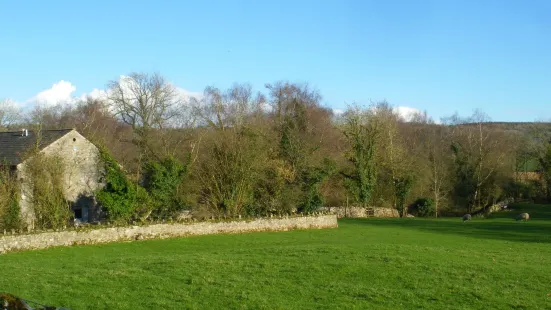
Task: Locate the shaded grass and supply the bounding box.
[363,203,551,244]
[0,204,550,309]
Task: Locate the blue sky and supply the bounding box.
[0,0,550,121]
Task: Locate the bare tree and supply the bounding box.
[26,103,76,130]
[402,115,450,217]
[0,99,22,131]
[409,110,434,124]
[373,102,414,216]
[264,82,329,172]
[107,72,182,158]
[265,81,322,124]
[447,110,508,212]
[192,83,265,131]
[426,125,450,217]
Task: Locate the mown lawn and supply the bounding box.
[1,203,551,309]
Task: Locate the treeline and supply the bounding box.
[1,72,551,228]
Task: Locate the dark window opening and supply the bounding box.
[73,138,76,142]
[74,208,82,219]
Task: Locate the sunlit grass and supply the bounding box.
[1,203,550,309]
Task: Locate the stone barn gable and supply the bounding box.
[0,129,104,229]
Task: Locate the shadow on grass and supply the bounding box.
[486,203,551,220]
[344,204,551,244]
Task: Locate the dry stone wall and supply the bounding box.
[322,207,399,218]
[374,208,400,218]
[0,215,337,254]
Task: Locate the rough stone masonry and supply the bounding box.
[0,215,338,254]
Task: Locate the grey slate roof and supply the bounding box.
[0,129,73,166]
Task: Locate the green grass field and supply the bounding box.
[1,203,551,309]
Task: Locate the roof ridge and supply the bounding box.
[0,128,74,134]
[0,129,77,166]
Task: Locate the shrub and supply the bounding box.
[250,159,297,216]
[504,180,544,202]
[520,181,539,201]
[198,129,264,217]
[24,153,71,230]
[0,166,21,231]
[394,176,414,217]
[95,147,151,223]
[142,156,191,218]
[411,198,435,217]
[298,158,336,213]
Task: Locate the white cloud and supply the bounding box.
[260,102,273,113]
[174,86,202,102]
[103,76,201,104]
[31,80,77,106]
[393,106,422,122]
[105,76,201,108]
[21,78,199,109]
[80,88,108,101]
[333,109,345,116]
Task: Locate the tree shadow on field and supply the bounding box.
[346,204,551,244]
[486,203,551,220]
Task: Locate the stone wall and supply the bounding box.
[374,207,400,218]
[0,215,338,254]
[42,130,104,203]
[322,207,368,218]
[322,207,399,218]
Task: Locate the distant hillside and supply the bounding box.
[400,121,551,173]
[448,121,551,140]
[487,121,551,131]
[487,123,550,172]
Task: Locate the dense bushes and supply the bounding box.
[394,176,414,217]
[83,96,548,220]
[24,153,72,230]
[95,147,151,222]
[143,156,191,218]
[505,179,548,203]
[96,146,196,223]
[298,158,336,213]
[2,152,74,231]
[250,159,297,216]
[540,144,551,201]
[0,166,21,231]
[197,130,263,217]
[410,198,435,217]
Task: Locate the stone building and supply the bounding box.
[0,129,104,228]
